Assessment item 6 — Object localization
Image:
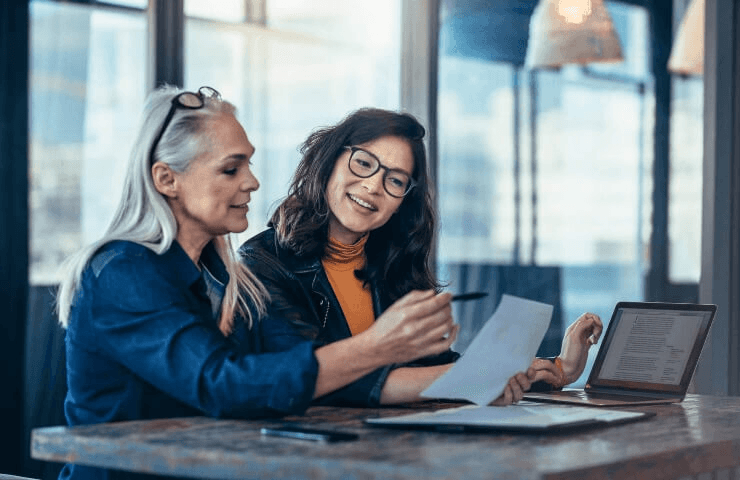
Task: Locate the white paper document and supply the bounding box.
[421,294,553,405]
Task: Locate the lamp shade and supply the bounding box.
[667,0,704,75]
[525,0,623,68]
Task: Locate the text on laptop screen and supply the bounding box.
[594,307,712,386]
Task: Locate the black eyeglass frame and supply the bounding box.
[148,86,221,165]
[344,146,416,198]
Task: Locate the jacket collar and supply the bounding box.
[250,227,387,315]
[258,227,323,275]
[289,246,385,317]
[163,240,229,290]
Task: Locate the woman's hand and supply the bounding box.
[559,312,602,384]
[489,368,537,405]
[530,357,566,386]
[363,290,458,366]
[531,312,603,387]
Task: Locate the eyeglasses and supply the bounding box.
[148,86,221,165]
[345,146,416,198]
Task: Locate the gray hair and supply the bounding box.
[57,85,268,334]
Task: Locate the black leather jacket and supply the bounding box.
[239,227,460,407]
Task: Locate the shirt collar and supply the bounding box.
[163,240,229,288]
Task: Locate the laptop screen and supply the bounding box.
[586,302,716,394]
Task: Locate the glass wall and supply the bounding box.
[668,75,702,283]
[29,1,146,284]
[437,1,655,384]
[29,0,400,283]
[668,0,704,286]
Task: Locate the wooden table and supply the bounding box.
[31,394,740,480]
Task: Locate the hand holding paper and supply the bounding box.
[421,294,553,405]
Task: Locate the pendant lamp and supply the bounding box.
[667,0,704,75]
[525,0,623,68]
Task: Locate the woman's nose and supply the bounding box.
[361,171,384,193]
[242,168,259,192]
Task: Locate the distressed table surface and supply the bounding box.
[31,394,740,480]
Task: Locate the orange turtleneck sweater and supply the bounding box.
[322,236,374,335]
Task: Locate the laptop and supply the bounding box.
[523,301,716,407]
[365,403,653,433]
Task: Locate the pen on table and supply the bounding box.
[450,292,488,302]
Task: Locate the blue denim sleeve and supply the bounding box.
[255,308,391,407]
[77,251,318,419]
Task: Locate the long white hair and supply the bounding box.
[57,85,268,334]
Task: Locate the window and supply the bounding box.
[29,0,146,284]
[437,1,654,385]
[669,76,703,283]
[185,0,247,22]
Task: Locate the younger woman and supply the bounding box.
[240,108,602,407]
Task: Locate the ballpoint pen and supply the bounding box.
[450,292,488,302]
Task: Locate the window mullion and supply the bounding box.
[148,0,184,89]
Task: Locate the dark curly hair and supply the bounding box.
[271,107,440,303]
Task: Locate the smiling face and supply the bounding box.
[164,113,259,252]
[325,135,413,245]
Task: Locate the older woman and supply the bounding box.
[56,89,459,480]
[240,108,602,407]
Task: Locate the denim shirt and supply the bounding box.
[61,240,319,480]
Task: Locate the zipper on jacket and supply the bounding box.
[317,296,330,329]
